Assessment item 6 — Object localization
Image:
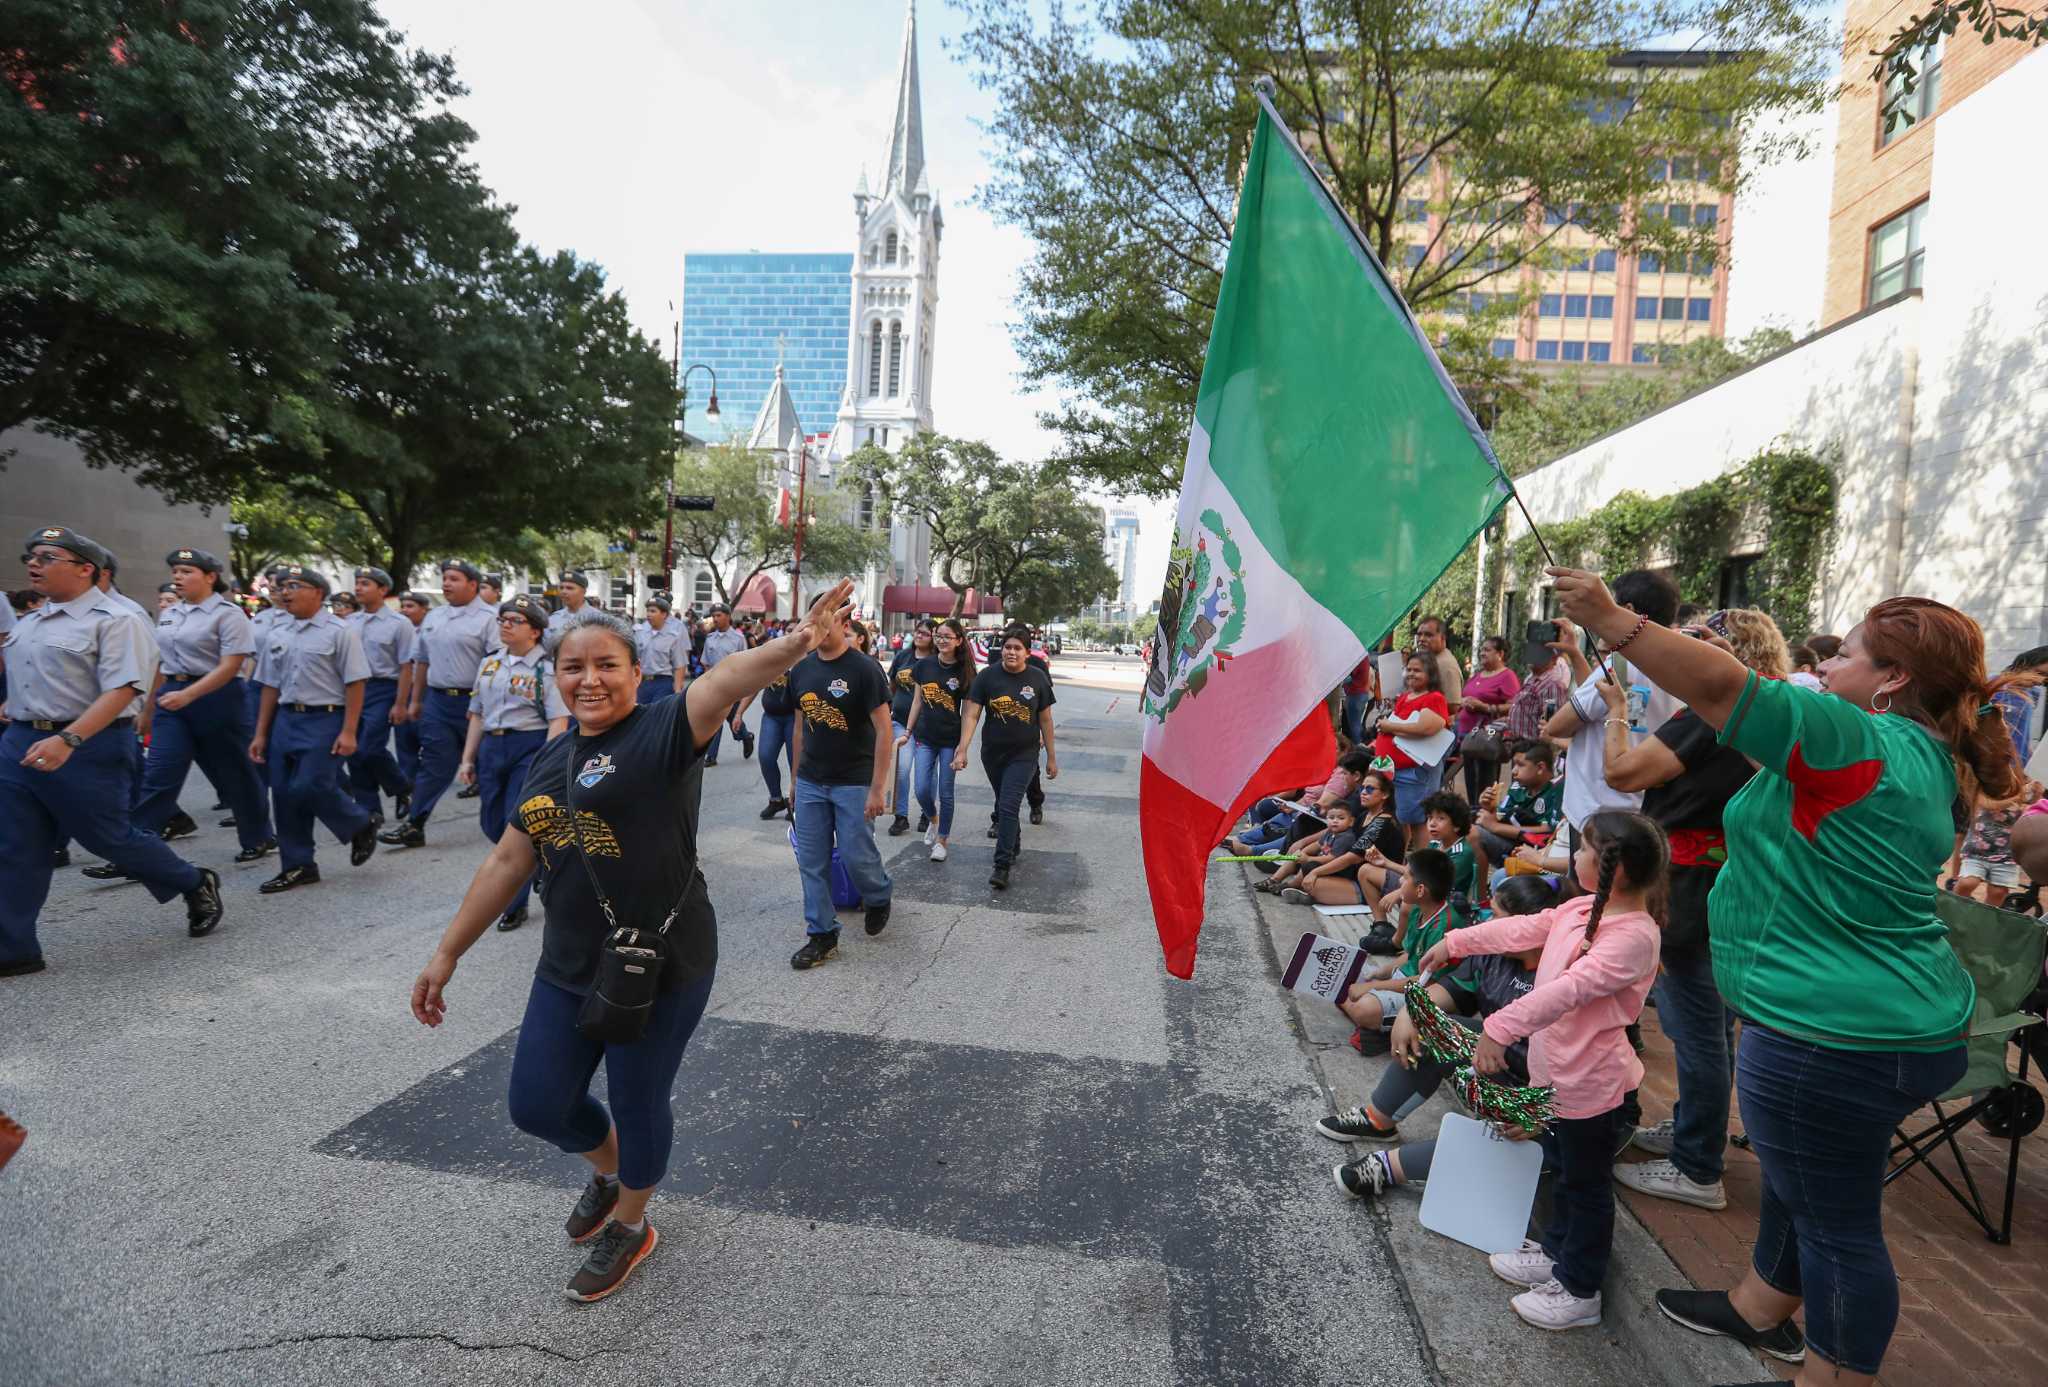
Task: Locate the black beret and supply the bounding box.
[165,547,225,574]
[646,594,672,613]
[440,559,481,582]
[482,573,506,589]
[400,590,433,605]
[23,526,110,570]
[501,595,550,631]
[274,563,331,595]
[355,566,395,590]
[559,570,589,589]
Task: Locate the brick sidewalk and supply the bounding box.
[1620,1009,2048,1385]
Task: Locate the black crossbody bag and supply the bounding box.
[562,752,695,1045]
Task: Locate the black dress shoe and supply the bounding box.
[743,735,755,759]
[234,839,277,864]
[888,815,910,836]
[259,864,321,894]
[379,819,426,848]
[160,811,199,841]
[51,847,71,868]
[211,801,230,812]
[395,793,413,821]
[916,814,930,833]
[349,821,378,867]
[1029,804,1044,825]
[218,816,237,829]
[1,956,49,977]
[366,811,385,834]
[496,906,528,932]
[759,799,789,820]
[864,901,892,936]
[81,862,133,882]
[456,782,480,799]
[989,864,1010,890]
[185,868,224,936]
[987,823,998,839]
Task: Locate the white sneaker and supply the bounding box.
[1511,1278,1603,1331]
[1631,1117,1676,1156]
[929,841,948,863]
[1613,1158,1728,1210]
[923,822,938,847]
[1488,1239,1556,1288]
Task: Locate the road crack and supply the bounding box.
[197,1330,619,1364]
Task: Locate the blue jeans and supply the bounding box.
[135,679,273,851]
[506,969,716,1189]
[704,701,752,764]
[793,779,892,936]
[983,749,1039,868]
[346,677,412,815]
[1537,1104,1623,1299]
[1343,691,1373,743]
[757,712,794,802]
[1737,1023,1968,1375]
[912,738,958,836]
[1654,946,1736,1183]
[268,708,370,869]
[477,728,547,912]
[890,719,914,816]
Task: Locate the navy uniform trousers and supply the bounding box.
[0,720,203,967]
[345,676,413,816]
[408,686,472,822]
[134,679,273,852]
[477,727,547,913]
[269,708,371,870]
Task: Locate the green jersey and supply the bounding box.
[1710,672,1973,1051]
[1397,901,1469,985]
[1498,782,1564,830]
[1441,837,1477,899]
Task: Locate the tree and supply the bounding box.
[1,1,439,497]
[661,442,885,613]
[1874,2,2047,133]
[226,482,379,587]
[956,0,1835,497]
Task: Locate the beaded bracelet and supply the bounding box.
[1609,613,1650,653]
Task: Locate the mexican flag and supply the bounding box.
[1139,100,1511,979]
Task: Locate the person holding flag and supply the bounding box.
[1138,80,1510,978]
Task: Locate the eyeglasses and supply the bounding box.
[21,550,85,566]
[497,615,528,625]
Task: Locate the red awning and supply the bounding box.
[880,584,1003,617]
[734,573,779,614]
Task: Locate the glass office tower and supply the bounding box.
[679,253,852,441]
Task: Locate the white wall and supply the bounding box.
[1726,103,1836,340]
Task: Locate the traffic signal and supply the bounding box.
[670,494,715,512]
[610,579,632,602]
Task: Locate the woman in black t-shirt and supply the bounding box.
[897,616,976,864]
[731,656,799,821]
[883,619,934,837]
[409,580,855,1305]
[952,628,1058,891]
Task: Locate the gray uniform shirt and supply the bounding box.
[471,647,569,732]
[414,599,496,692]
[0,590,158,720]
[700,625,748,669]
[244,604,291,680]
[545,602,596,643]
[156,594,257,678]
[635,620,686,677]
[256,609,370,706]
[349,606,416,680]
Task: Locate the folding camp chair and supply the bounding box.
[1885,890,2048,1243]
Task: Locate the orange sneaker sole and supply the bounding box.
[566,1224,657,1303]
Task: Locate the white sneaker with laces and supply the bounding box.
[1511,1278,1602,1331]
[929,841,948,863]
[923,822,938,847]
[1613,1157,1728,1209]
[1631,1117,1676,1156]
[1488,1239,1556,1288]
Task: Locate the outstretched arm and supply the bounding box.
[684,580,853,748]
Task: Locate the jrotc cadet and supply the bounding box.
[126,549,276,865]
[458,594,569,931]
[479,573,505,606]
[380,561,495,848]
[244,566,293,734]
[390,590,432,813]
[247,564,379,892]
[346,567,416,826]
[544,570,593,645]
[155,583,178,613]
[1,527,226,976]
[633,594,687,703]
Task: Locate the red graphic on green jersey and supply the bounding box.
[1785,744,1883,841]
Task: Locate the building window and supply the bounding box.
[1403,197,1427,221]
[1402,243,1427,268]
[1490,338,1516,359]
[1635,295,1658,320]
[1534,340,1560,361]
[1867,201,1928,304]
[1648,157,1668,181]
[1638,253,1661,274]
[1566,252,1589,272]
[1593,249,1617,273]
[885,231,899,264]
[1588,342,1611,363]
[867,322,884,396]
[1538,294,1562,317]
[1560,341,1586,362]
[692,571,715,606]
[1661,296,1684,320]
[1881,41,1942,146]
[860,482,876,529]
[887,321,903,396]
[1689,251,1716,276]
[1669,155,1696,181]
[1717,555,1759,608]
[1693,203,1718,227]
[1590,295,1613,319]
[1687,297,1712,322]
[1470,292,1490,313]
[1666,203,1691,227]
[1564,294,1587,318]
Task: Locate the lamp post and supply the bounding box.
[666,361,719,579]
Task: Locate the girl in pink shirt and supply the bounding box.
[1417,810,1667,1334]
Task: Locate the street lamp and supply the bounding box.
[665,361,720,581]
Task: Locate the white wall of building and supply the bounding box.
[1726,104,1836,340]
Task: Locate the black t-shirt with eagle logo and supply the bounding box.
[967,662,1057,760]
[515,693,714,995]
[790,647,889,786]
[910,653,972,749]
[887,643,921,723]
[759,666,795,717]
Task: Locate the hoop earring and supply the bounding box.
[1872,687,1894,715]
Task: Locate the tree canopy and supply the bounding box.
[956,0,1835,497]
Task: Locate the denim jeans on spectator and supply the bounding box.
[793,778,892,937]
[1653,946,1737,1183]
[1537,1105,1623,1300]
[1344,691,1374,744]
[890,719,914,816]
[912,740,957,837]
[1737,1022,1967,1375]
[756,712,795,803]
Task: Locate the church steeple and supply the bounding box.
[880,1,924,199]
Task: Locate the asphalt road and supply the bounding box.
[0,683,1433,1387]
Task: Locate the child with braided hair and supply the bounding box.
[1412,809,1667,1333]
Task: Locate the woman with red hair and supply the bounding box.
[1547,570,2034,1387]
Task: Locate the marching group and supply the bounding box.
[1230,567,2047,1384]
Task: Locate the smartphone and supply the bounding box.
[1525,619,1560,647]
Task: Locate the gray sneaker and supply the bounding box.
[566,1173,620,1243]
[1614,1158,1728,1210]
[1631,1117,1675,1156]
[565,1219,657,1303]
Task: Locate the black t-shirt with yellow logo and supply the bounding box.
[515,694,714,995]
[910,653,972,749]
[790,647,889,786]
[759,666,794,716]
[967,662,1056,760]
[887,644,920,723]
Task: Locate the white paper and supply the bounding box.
[1393,726,1456,766]
[1418,1113,1545,1255]
[1375,650,1406,697]
[1312,904,1374,917]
